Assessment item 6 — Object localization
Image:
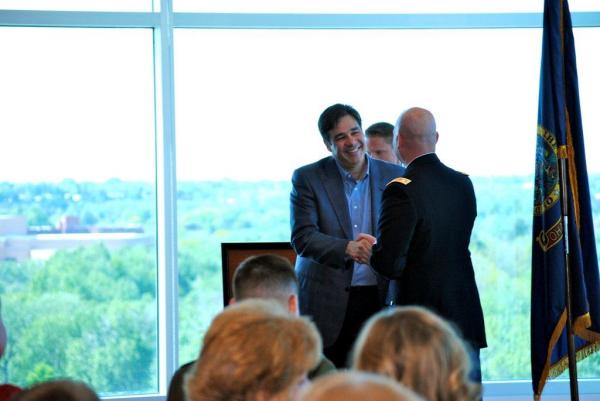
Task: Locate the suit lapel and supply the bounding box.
[369,158,390,233]
[319,158,353,240]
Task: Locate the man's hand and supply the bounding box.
[346,233,376,264]
[357,233,377,246]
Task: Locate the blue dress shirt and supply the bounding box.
[335,158,378,286]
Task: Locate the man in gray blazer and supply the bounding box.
[290,104,404,367]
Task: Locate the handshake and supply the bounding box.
[346,233,377,265]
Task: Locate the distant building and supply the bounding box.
[0,215,153,262]
[0,215,27,236]
[57,215,86,233]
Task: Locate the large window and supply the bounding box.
[0,4,599,399]
[0,27,158,395]
[173,27,600,382]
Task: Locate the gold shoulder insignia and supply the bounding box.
[387,177,411,186]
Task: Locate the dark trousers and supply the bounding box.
[468,346,483,401]
[323,285,380,368]
[468,346,482,384]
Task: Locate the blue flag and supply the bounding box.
[532,0,600,398]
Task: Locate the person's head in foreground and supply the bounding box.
[298,371,423,401]
[13,380,99,401]
[232,254,299,314]
[352,306,480,401]
[186,299,321,401]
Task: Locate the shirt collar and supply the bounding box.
[405,152,435,168]
[334,155,370,182]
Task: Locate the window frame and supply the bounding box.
[1,5,599,400]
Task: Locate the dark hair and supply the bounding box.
[232,254,298,301]
[318,104,362,144]
[365,122,394,145]
[14,380,99,401]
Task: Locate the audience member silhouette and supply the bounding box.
[185,299,321,401]
[12,380,99,401]
[166,255,334,401]
[298,371,423,401]
[352,306,480,401]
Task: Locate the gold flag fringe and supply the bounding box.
[534,311,600,400]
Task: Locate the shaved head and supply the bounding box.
[398,107,436,143]
[394,107,438,165]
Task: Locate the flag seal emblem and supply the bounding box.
[534,126,560,216]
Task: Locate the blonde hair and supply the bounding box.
[298,371,423,401]
[352,306,480,401]
[186,299,321,401]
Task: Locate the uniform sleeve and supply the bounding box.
[290,169,349,269]
[370,182,417,279]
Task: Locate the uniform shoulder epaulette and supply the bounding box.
[387,177,411,186]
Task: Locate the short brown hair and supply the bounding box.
[232,254,297,302]
[365,122,394,145]
[352,306,480,401]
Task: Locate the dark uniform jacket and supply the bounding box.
[371,153,487,349]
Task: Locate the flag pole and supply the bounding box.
[558,155,579,401]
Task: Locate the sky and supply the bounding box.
[0,26,598,183]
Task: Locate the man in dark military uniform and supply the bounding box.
[370,107,487,384]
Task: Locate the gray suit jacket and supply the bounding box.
[290,155,404,346]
